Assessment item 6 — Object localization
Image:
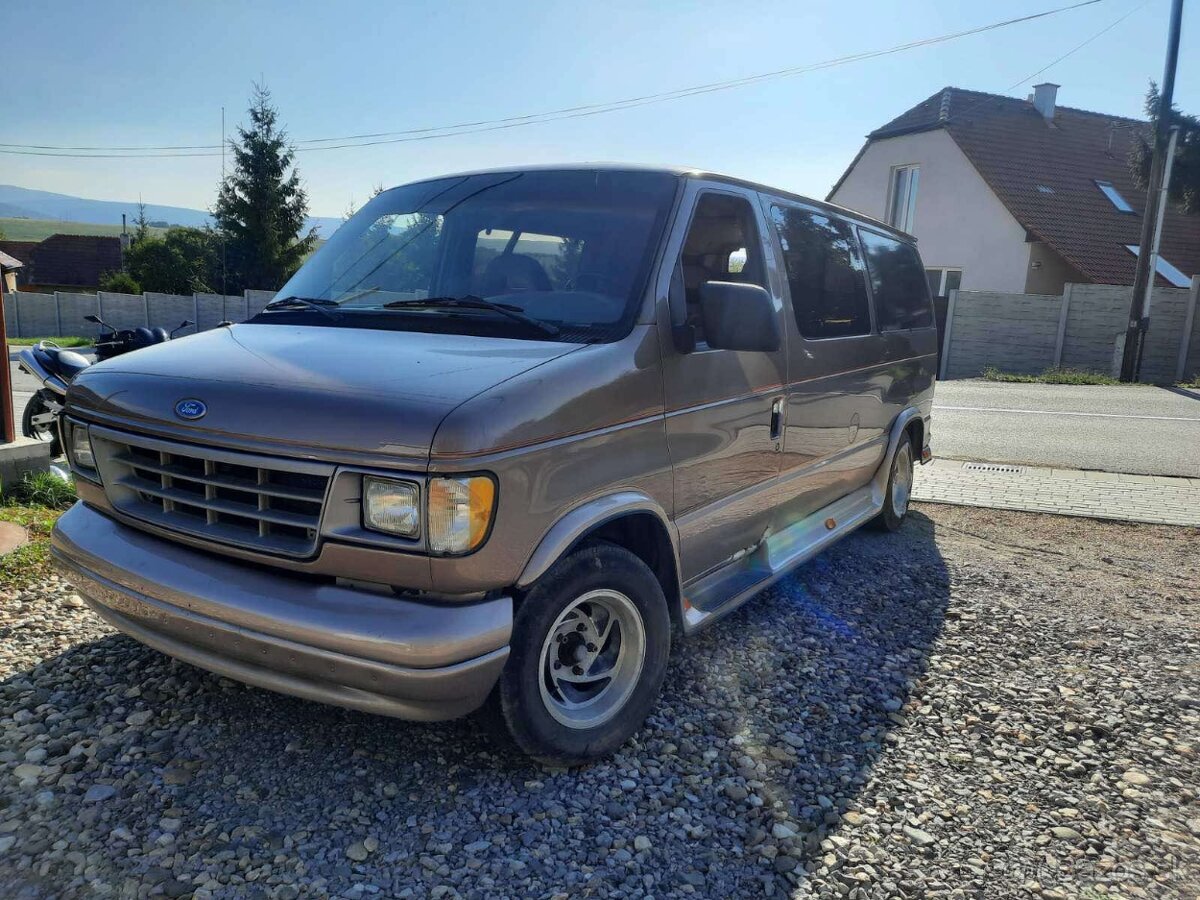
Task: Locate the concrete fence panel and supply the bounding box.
[3,293,16,338]
[15,292,60,337]
[943,291,1062,379]
[245,290,275,318]
[223,293,248,323]
[57,292,104,339]
[1058,284,1131,374]
[3,288,281,339]
[146,293,197,336]
[193,293,237,332]
[1140,286,1192,384]
[1185,277,1200,382]
[97,292,148,333]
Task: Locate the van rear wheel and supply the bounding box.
[871,435,915,532]
[493,543,670,766]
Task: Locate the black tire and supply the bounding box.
[870,433,915,532]
[22,393,62,458]
[492,543,671,767]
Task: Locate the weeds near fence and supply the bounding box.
[5,471,77,509]
[6,336,91,348]
[982,366,1124,386]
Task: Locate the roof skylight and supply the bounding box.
[1096,180,1135,213]
[1124,245,1191,288]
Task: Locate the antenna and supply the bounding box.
[221,105,227,297]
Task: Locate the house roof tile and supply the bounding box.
[834,87,1200,287]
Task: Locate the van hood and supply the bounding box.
[67,324,581,466]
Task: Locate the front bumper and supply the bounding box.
[51,502,512,720]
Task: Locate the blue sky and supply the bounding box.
[3,0,1196,218]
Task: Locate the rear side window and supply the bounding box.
[859,229,934,330]
[771,206,871,339]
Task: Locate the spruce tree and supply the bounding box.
[1131,83,1199,215]
[213,83,317,291]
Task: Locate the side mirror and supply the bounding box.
[180,319,194,328]
[698,281,781,352]
[84,314,101,324]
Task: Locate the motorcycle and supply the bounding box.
[17,314,193,456]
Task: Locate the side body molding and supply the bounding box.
[516,491,681,590]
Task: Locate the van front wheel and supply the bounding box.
[495,543,670,766]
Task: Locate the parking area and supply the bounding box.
[1,504,1196,899]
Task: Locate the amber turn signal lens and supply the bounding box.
[427,476,496,554]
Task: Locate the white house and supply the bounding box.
[828,84,1199,296]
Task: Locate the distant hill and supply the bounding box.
[0,184,342,238]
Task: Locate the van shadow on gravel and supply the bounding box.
[0,513,948,898]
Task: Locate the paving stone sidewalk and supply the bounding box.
[913,458,1200,527]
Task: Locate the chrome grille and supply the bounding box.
[91,427,333,558]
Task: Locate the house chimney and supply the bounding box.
[1032,83,1059,120]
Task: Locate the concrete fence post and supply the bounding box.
[12,292,21,338]
[938,288,958,381]
[193,295,199,328]
[1053,284,1072,367]
[54,293,63,336]
[1178,275,1200,383]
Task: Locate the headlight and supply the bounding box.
[70,425,96,471]
[428,476,496,554]
[363,477,420,538]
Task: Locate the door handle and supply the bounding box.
[769,398,784,443]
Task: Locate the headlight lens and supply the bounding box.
[71,425,96,471]
[428,476,496,554]
[363,477,420,537]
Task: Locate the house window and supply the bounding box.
[1124,245,1191,287]
[924,267,962,296]
[1096,180,1135,213]
[887,165,919,232]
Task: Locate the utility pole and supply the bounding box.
[1120,0,1185,382]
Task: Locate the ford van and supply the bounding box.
[51,165,935,765]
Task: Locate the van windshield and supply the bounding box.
[265,169,680,342]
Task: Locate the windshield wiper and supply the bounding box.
[262,296,342,320]
[382,296,560,336]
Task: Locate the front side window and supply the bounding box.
[887,165,919,233]
[860,229,934,330]
[676,193,767,347]
[268,169,679,342]
[772,205,871,339]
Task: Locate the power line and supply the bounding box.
[0,0,1106,160]
[944,0,1145,125]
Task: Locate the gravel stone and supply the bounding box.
[0,506,1196,898]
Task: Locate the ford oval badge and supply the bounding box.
[175,398,207,420]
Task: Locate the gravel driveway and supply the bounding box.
[1,505,1197,899]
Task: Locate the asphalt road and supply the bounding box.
[933,380,1200,478]
[8,356,1199,477]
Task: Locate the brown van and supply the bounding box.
[52,165,935,764]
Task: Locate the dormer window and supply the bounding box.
[1124,245,1190,287]
[1096,180,1135,213]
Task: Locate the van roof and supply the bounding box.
[398,163,914,243]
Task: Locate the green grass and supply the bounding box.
[0,217,166,242]
[6,336,91,347]
[0,500,67,588]
[982,366,1124,386]
[7,471,78,509]
[0,474,75,587]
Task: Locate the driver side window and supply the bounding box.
[677,193,767,347]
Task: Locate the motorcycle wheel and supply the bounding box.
[22,392,63,458]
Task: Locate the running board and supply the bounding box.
[682,483,883,633]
